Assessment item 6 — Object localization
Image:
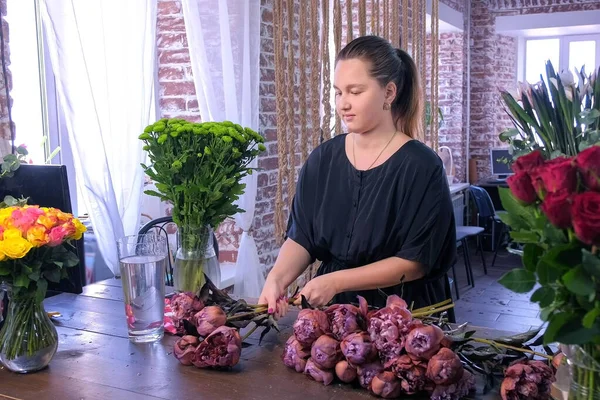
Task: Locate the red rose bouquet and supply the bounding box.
[498,145,600,399]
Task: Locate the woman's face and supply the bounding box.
[333,58,393,134]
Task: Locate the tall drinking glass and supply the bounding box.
[117,234,167,343]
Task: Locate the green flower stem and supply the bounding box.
[473,338,553,360]
[0,293,56,360]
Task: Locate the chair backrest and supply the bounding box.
[468,185,496,220]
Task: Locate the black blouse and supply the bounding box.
[286,134,457,310]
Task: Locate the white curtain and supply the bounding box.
[40,0,158,275]
[182,0,264,297]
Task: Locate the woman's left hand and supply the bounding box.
[295,274,339,308]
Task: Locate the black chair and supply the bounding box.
[137,216,219,286]
[468,186,508,268]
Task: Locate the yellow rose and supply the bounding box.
[70,219,87,240]
[37,214,58,230]
[0,236,33,259]
[3,228,24,240]
[0,207,15,225]
[0,250,6,261]
[27,225,49,247]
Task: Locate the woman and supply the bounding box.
[259,35,456,319]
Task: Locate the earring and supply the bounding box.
[383,102,390,110]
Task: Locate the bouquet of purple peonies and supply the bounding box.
[283,295,558,400]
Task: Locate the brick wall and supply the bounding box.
[490,0,600,15]
[469,1,518,180]
[0,0,11,156]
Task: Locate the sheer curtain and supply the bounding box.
[40,0,158,275]
[182,0,264,297]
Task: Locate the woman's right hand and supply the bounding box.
[258,276,289,320]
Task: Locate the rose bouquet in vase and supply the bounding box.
[139,119,265,293]
[498,61,600,399]
[0,205,86,373]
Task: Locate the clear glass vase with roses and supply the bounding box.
[0,205,86,373]
[497,146,600,400]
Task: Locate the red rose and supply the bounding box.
[512,150,544,173]
[572,192,600,246]
[507,171,537,204]
[529,166,546,195]
[538,157,577,193]
[576,145,600,191]
[540,190,573,229]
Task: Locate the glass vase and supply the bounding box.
[0,284,58,373]
[563,343,600,400]
[173,225,220,293]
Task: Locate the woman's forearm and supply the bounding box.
[330,257,425,293]
[267,238,313,290]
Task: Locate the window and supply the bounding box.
[523,34,600,84]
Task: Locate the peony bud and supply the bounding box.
[371,371,402,399]
[357,360,384,390]
[193,305,227,337]
[430,369,476,400]
[426,348,464,385]
[500,360,555,400]
[304,358,334,386]
[340,331,377,365]
[282,335,311,373]
[293,309,330,347]
[405,324,445,360]
[335,360,357,383]
[325,303,364,340]
[192,326,242,368]
[173,335,199,366]
[311,334,342,369]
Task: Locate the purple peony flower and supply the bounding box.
[426,348,464,385]
[173,335,199,366]
[192,326,242,368]
[430,369,476,400]
[391,354,430,394]
[500,360,555,400]
[325,303,364,340]
[340,331,377,365]
[304,358,334,386]
[405,324,445,360]
[357,360,385,390]
[371,371,403,399]
[282,335,311,373]
[368,303,413,367]
[311,334,342,369]
[335,360,357,383]
[293,309,330,347]
[193,305,227,337]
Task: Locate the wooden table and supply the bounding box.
[0,279,507,400]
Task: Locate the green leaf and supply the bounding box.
[35,279,48,303]
[43,268,61,283]
[530,286,555,308]
[14,273,30,288]
[583,307,600,329]
[494,327,542,346]
[63,250,80,268]
[563,266,595,296]
[554,317,600,345]
[522,244,544,273]
[544,312,571,343]
[582,249,600,280]
[0,263,10,276]
[536,244,579,284]
[510,230,540,244]
[498,187,536,230]
[540,306,555,322]
[498,269,537,293]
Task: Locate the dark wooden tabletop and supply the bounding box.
[0,279,505,400]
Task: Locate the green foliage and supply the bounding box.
[139,119,265,229]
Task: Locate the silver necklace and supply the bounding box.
[352,130,397,171]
